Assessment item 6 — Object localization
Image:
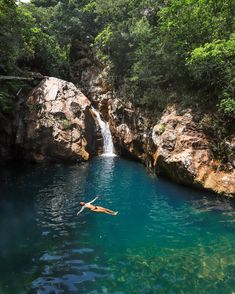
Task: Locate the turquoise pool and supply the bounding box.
[0,157,235,293]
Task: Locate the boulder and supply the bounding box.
[151,106,235,195]
[16,77,101,162]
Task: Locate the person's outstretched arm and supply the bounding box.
[88,196,99,205]
[77,206,86,215]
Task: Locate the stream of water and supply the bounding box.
[0,157,235,293]
[92,108,116,157]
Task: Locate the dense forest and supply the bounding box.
[0,0,234,117]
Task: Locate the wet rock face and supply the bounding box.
[17,77,101,162]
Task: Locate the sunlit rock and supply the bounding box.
[151,106,235,195]
[110,101,235,196]
[16,77,101,162]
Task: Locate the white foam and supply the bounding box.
[92,108,116,157]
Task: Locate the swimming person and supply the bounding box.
[77,196,118,216]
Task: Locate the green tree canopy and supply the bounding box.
[0,0,234,114]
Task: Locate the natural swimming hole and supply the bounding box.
[0,157,235,293]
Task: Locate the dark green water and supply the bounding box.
[0,157,235,294]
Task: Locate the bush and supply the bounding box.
[218,97,235,116]
[187,35,235,94]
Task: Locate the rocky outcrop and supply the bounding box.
[151,107,235,196]
[101,98,235,196]
[81,65,112,101]
[1,63,233,196]
[79,63,235,196]
[16,77,102,162]
[109,98,152,162]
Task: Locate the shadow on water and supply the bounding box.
[0,157,235,293]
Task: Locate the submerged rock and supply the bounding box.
[16,77,101,162]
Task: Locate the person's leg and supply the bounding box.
[103,209,118,215]
[95,206,118,215]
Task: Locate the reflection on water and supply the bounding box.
[0,158,235,293]
[92,156,116,194]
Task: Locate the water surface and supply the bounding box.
[0,157,235,293]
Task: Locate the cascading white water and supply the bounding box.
[92,108,116,157]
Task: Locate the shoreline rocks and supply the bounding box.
[79,64,235,197]
[151,107,235,196]
[0,73,234,197]
[108,102,235,196]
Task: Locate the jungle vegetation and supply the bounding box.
[0,0,234,117]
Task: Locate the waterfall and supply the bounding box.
[92,108,116,157]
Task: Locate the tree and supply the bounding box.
[0,0,20,74]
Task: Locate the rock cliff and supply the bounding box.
[81,66,235,196]
[0,71,234,196]
[151,107,235,196]
[105,99,235,196]
[16,77,102,162]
